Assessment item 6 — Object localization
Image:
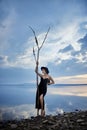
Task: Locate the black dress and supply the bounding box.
[35,77,48,110]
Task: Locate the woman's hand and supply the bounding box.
[48,76,55,85]
[35,61,39,73]
[48,82,53,85]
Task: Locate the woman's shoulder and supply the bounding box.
[48,75,51,78]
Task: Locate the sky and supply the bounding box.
[0,0,87,84]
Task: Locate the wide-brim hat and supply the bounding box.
[41,66,49,74]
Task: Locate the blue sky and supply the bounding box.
[0,0,87,84]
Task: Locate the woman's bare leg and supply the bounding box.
[40,94,45,116]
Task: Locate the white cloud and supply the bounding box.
[14,18,86,68]
[0,8,16,53]
[0,103,65,121]
[46,106,64,115]
[0,55,9,67]
[75,52,87,63]
[55,51,73,65]
[0,104,36,121]
[1,17,87,68]
[84,24,87,29]
[54,74,87,84]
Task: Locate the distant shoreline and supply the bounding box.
[0,83,87,86]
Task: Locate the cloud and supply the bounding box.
[13,17,87,68]
[0,55,9,67]
[55,51,73,65]
[46,106,64,115]
[8,37,35,68]
[0,15,87,69]
[59,45,73,52]
[84,24,87,29]
[75,52,87,63]
[54,74,87,84]
[0,8,16,53]
[78,33,87,50]
[0,103,65,121]
[0,104,36,121]
[16,21,81,68]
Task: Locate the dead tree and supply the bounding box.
[29,26,50,107]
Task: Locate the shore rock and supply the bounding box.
[10,124,17,129]
[0,110,87,130]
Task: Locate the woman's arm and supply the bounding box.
[35,62,43,78]
[48,76,55,85]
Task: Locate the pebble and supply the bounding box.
[10,124,17,129]
[77,119,84,122]
[0,110,87,130]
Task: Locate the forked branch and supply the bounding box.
[39,27,50,51]
[29,26,50,82]
[29,26,50,110]
[29,26,39,49]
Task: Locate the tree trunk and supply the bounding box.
[29,26,50,111]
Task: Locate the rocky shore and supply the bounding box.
[0,110,87,130]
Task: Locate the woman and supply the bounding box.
[35,61,54,116]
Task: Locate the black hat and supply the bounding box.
[41,66,49,74]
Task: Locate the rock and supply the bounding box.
[69,124,73,129]
[32,126,40,130]
[43,119,55,125]
[42,119,48,124]
[31,116,34,118]
[64,114,69,118]
[75,109,79,111]
[47,121,55,125]
[10,124,17,129]
[81,122,86,125]
[0,110,87,130]
[77,119,84,123]
[81,115,85,118]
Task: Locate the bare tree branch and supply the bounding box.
[29,26,39,48]
[39,27,50,50]
[29,26,50,112]
[33,47,36,62]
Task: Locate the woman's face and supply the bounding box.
[41,69,46,74]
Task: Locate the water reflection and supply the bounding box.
[0,84,87,120]
[47,86,87,96]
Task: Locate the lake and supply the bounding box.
[0,84,87,120]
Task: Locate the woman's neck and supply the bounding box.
[44,73,47,76]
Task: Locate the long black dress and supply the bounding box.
[35,77,48,110]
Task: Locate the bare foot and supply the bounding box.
[41,110,45,116]
[43,110,45,116]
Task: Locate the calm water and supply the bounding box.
[0,84,87,120]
